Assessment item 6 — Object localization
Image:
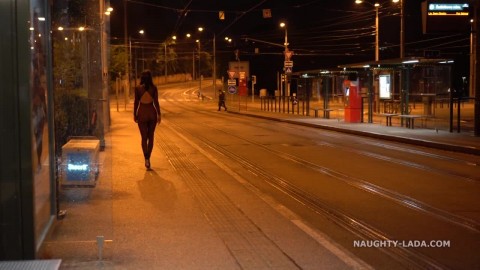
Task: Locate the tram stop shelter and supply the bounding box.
[291,57,467,131]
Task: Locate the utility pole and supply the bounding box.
[471,14,476,98]
[198,40,201,97]
[375,5,379,61]
[213,33,217,99]
[123,0,130,98]
[475,1,480,136]
[164,42,167,83]
[400,0,405,59]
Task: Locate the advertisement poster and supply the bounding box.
[379,75,391,99]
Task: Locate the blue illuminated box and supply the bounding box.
[61,138,100,187]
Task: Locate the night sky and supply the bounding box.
[108,0,472,89]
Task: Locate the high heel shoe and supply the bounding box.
[145,159,150,169]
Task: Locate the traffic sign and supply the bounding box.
[285,67,292,74]
[228,85,237,94]
[284,61,293,68]
[228,70,236,79]
[228,79,236,86]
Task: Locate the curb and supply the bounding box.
[229,111,480,156]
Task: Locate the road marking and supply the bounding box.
[292,220,373,270]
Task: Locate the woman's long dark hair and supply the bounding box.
[140,70,154,90]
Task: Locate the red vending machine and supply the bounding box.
[238,72,247,96]
[344,80,362,123]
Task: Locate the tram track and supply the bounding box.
[159,95,478,269]
[306,131,480,182]
[183,120,480,234]
[160,99,480,232]
[165,97,479,184]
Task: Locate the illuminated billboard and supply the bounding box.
[422,1,470,33]
[379,75,391,99]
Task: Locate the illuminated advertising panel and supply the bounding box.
[422,1,470,33]
[379,75,391,99]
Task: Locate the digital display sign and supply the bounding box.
[427,3,469,16]
[422,1,470,33]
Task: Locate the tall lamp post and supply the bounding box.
[392,0,404,58]
[198,27,217,99]
[132,29,145,87]
[139,29,145,71]
[196,38,201,97]
[280,22,289,97]
[355,0,380,61]
[123,0,130,98]
[165,35,178,84]
[185,33,197,81]
[474,3,480,136]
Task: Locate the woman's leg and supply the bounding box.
[138,121,149,159]
[145,120,157,159]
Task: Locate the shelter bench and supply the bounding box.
[312,107,335,119]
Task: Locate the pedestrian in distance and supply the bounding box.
[134,70,161,169]
[218,90,227,111]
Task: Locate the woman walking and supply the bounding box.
[134,70,161,169]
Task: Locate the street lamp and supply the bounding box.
[355,1,380,61]
[130,29,145,86]
[139,29,145,71]
[280,22,289,51]
[196,38,202,97]
[123,0,129,98]
[392,0,404,58]
[184,33,196,80]
[198,27,217,99]
[280,22,289,97]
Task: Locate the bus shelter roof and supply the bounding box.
[293,57,454,78]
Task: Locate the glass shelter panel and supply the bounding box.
[38,0,114,266]
[30,0,55,252]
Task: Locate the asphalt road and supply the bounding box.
[159,82,480,269]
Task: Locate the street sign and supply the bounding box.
[262,9,272,18]
[228,79,236,86]
[422,1,470,33]
[228,85,237,94]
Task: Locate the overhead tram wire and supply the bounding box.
[280,5,401,58]
[215,0,269,37]
[170,0,193,38]
[126,0,180,12]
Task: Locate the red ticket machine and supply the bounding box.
[344,80,362,123]
[238,72,247,96]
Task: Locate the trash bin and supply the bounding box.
[61,137,100,187]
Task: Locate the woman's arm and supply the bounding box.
[133,86,140,122]
[153,87,161,123]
